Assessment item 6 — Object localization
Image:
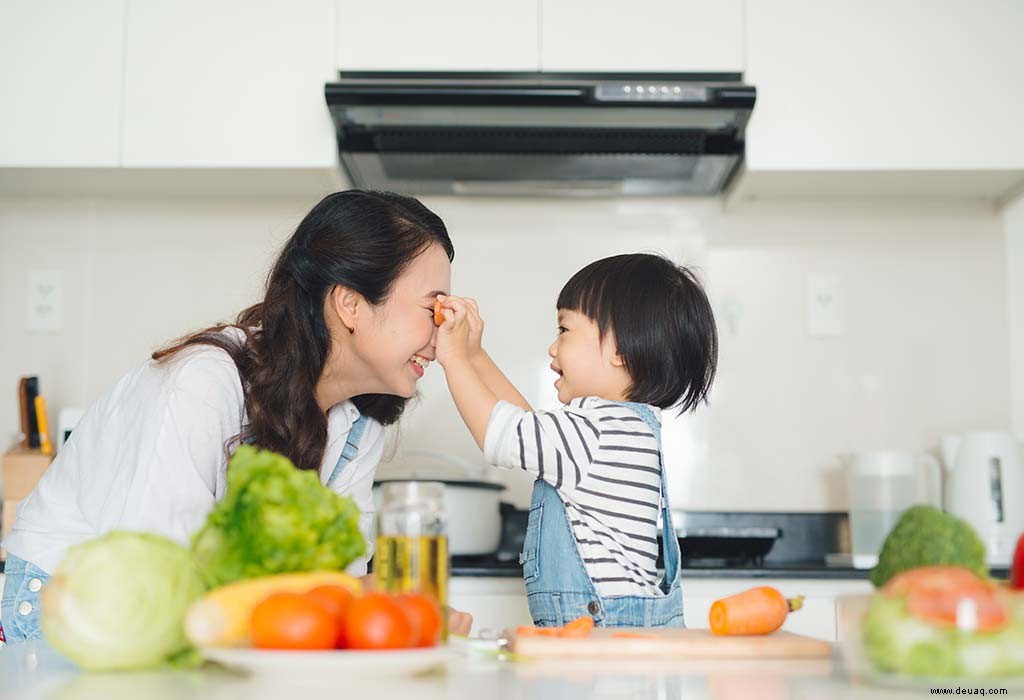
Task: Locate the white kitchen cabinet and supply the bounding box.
[121,0,337,168]
[0,0,124,167]
[451,575,872,641]
[449,577,533,634]
[336,0,538,71]
[541,0,744,73]
[744,1,1024,174]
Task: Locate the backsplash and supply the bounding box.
[0,194,1011,512]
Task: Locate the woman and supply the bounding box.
[1,190,472,643]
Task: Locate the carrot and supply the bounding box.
[560,615,595,638]
[433,299,445,326]
[515,625,560,637]
[515,615,596,639]
[708,586,804,636]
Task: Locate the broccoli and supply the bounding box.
[869,505,987,588]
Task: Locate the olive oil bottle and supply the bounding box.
[374,482,449,639]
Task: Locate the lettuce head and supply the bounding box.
[190,445,365,587]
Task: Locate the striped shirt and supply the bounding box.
[484,398,664,597]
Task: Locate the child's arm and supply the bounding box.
[435,296,498,449]
[443,355,497,450]
[442,296,532,412]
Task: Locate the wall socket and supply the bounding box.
[807,273,842,337]
[27,269,63,333]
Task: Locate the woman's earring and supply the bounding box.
[345,324,355,335]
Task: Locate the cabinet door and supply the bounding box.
[122,0,336,168]
[541,0,744,73]
[0,0,124,166]
[336,0,538,71]
[745,0,1024,171]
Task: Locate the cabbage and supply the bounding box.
[190,445,365,588]
[41,531,206,671]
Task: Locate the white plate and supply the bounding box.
[201,645,454,676]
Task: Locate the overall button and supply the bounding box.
[18,601,33,616]
[587,601,600,615]
[27,578,43,593]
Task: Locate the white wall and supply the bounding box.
[0,194,1011,511]
[1005,193,1024,438]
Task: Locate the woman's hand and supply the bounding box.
[447,606,473,637]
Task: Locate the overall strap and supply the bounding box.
[327,413,369,489]
[613,401,682,592]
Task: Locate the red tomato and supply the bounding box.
[345,593,417,650]
[305,585,356,648]
[251,592,339,650]
[884,566,1008,632]
[396,593,443,647]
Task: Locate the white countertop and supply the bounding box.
[0,637,980,700]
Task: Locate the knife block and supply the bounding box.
[1,448,53,561]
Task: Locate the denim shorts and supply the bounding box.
[1,553,50,644]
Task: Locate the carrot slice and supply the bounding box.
[559,615,595,638]
[708,586,804,636]
[433,299,445,326]
[515,625,560,637]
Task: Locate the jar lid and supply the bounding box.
[378,480,446,512]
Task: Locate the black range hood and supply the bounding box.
[325,72,756,197]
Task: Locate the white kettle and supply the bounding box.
[941,431,1024,567]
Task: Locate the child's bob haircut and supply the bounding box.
[556,253,718,413]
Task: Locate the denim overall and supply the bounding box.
[521,401,684,628]
[0,414,370,645]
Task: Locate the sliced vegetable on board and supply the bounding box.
[515,615,595,639]
[709,586,805,636]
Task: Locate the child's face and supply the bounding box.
[547,309,631,404]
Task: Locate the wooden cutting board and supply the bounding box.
[509,628,832,659]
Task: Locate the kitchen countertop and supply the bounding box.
[2,636,1003,700]
[451,560,1012,580]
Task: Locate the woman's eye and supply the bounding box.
[557,326,568,335]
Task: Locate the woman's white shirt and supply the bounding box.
[3,340,384,576]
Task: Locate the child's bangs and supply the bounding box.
[556,262,617,336]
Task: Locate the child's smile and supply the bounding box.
[548,310,630,404]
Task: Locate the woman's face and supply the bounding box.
[352,243,452,398]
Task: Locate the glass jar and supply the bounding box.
[374,481,449,637]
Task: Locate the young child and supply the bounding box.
[435,253,718,628]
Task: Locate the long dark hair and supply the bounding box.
[153,190,454,472]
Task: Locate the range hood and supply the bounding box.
[325,72,756,197]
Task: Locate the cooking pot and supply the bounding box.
[372,449,506,556]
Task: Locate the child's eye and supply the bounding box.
[557,326,568,335]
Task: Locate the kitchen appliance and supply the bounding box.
[325,71,756,197]
[675,527,781,567]
[373,449,505,556]
[841,451,942,569]
[941,432,1024,567]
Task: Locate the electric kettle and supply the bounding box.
[941,431,1024,567]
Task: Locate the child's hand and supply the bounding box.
[434,295,473,367]
[461,297,485,360]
